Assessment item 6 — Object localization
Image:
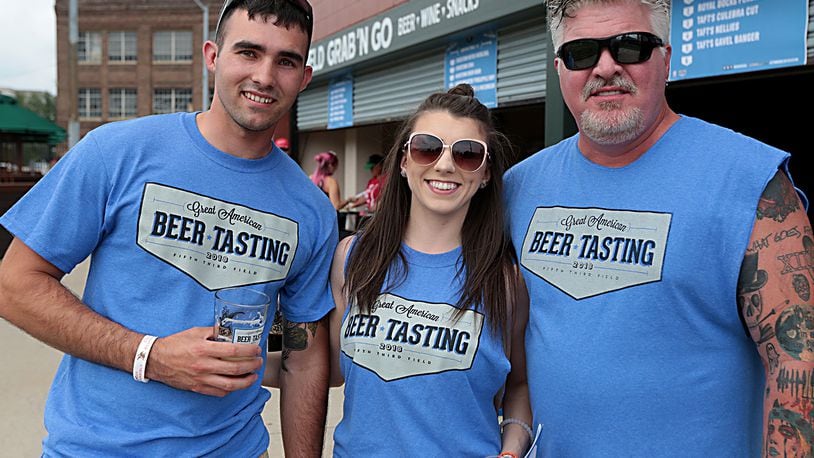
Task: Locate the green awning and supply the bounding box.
[0,94,66,144]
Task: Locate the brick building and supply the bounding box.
[55,1,213,148]
[52,0,393,157]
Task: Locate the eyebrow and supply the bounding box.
[231,40,305,64]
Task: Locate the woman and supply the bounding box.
[329,84,532,457]
[310,150,342,209]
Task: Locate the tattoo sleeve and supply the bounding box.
[739,171,814,457]
[281,317,319,372]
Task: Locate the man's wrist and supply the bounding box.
[132,334,158,383]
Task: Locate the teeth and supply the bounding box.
[429,180,458,191]
[244,92,272,104]
[598,90,624,95]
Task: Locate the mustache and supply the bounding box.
[582,76,638,101]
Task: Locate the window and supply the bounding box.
[153,31,193,62]
[109,31,137,62]
[78,31,102,63]
[109,88,137,118]
[78,88,101,118]
[153,88,193,114]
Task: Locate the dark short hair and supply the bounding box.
[215,0,313,48]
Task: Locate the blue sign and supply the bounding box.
[328,75,353,129]
[669,0,808,81]
[445,32,498,108]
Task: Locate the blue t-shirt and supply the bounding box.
[334,243,510,457]
[1,113,337,456]
[504,116,795,457]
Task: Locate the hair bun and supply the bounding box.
[447,83,475,97]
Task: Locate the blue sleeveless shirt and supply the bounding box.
[504,116,794,457]
[334,244,510,457]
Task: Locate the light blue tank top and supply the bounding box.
[505,116,795,457]
[334,243,510,457]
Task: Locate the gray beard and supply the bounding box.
[580,103,645,145]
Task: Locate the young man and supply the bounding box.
[0,1,333,456]
[505,1,813,456]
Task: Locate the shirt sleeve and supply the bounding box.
[0,131,111,273]
[278,207,338,323]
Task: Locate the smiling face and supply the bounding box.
[206,9,312,136]
[556,1,671,146]
[400,110,490,226]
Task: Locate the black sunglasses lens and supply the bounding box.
[560,33,660,70]
[451,141,486,171]
[561,40,601,70]
[410,135,444,165]
[612,34,652,64]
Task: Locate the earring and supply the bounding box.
[480,181,488,189]
[400,169,407,177]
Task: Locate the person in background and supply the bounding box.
[274,136,290,155]
[328,84,532,456]
[0,0,333,456]
[310,150,342,209]
[343,153,385,214]
[504,0,813,456]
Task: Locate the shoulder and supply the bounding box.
[91,113,182,139]
[278,161,336,218]
[336,235,355,261]
[504,136,576,196]
[331,235,356,280]
[80,113,187,158]
[674,116,788,163]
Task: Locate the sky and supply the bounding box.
[0,0,57,94]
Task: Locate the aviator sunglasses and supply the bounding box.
[405,133,489,172]
[556,32,664,71]
[215,0,313,37]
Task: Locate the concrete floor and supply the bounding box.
[0,258,342,456]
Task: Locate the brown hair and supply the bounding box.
[344,83,517,337]
[215,0,313,47]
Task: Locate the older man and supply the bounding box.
[505,0,813,456]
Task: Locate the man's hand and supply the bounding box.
[146,327,263,397]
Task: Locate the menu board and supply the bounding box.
[669,0,808,81]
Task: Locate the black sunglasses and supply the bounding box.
[556,32,664,71]
[215,0,313,37]
[405,133,489,172]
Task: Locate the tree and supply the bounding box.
[15,91,56,122]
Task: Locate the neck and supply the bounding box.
[578,105,680,168]
[403,205,466,254]
[195,110,277,160]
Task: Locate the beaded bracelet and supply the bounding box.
[500,417,534,443]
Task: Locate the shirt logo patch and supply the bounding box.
[137,183,298,290]
[520,207,671,299]
[341,293,484,381]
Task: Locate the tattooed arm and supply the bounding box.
[738,171,814,457]
[279,314,330,457]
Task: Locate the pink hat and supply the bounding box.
[275,137,290,150]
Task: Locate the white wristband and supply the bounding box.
[500,417,534,443]
[132,335,158,383]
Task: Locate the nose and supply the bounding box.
[591,47,622,79]
[251,58,278,89]
[434,146,457,172]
